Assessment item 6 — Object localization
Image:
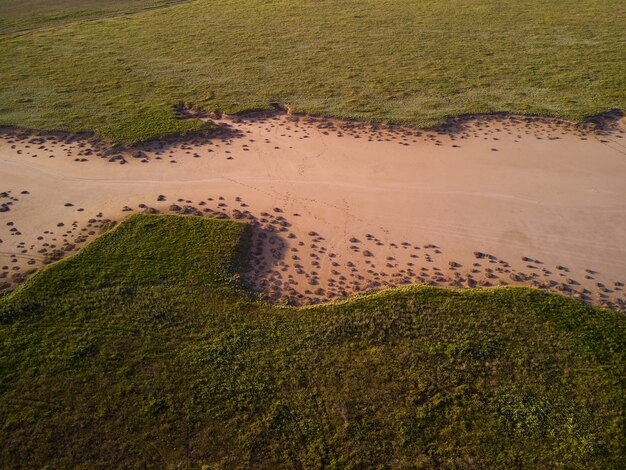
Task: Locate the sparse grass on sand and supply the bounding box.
[1,0,625,142]
[1,214,624,467]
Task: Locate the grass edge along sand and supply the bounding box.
[0,214,624,467]
[1,0,625,143]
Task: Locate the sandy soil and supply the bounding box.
[1,113,625,309]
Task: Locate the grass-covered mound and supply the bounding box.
[0,215,624,468]
[1,0,624,142]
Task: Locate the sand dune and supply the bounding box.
[0,113,625,309]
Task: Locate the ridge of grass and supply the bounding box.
[1,0,625,142]
[0,214,624,468]
[1,214,251,309]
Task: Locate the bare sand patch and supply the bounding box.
[0,113,625,309]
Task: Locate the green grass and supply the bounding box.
[1,0,625,142]
[1,214,624,468]
[0,0,186,35]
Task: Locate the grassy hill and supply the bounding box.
[1,0,625,142]
[1,214,624,468]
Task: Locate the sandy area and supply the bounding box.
[1,112,625,309]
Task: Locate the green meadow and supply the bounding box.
[1,0,625,142]
[0,215,624,467]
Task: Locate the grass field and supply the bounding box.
[0,214,624,467]
[0,0,185,35]
[1,0,625,142]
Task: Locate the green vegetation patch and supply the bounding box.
[1,214,624,467]
[3,214,251,305]
[1,0,625,142]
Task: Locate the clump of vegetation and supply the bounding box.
[1,0,625,142]
[1,214,623,467]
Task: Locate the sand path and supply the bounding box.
[1,113,625,309]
